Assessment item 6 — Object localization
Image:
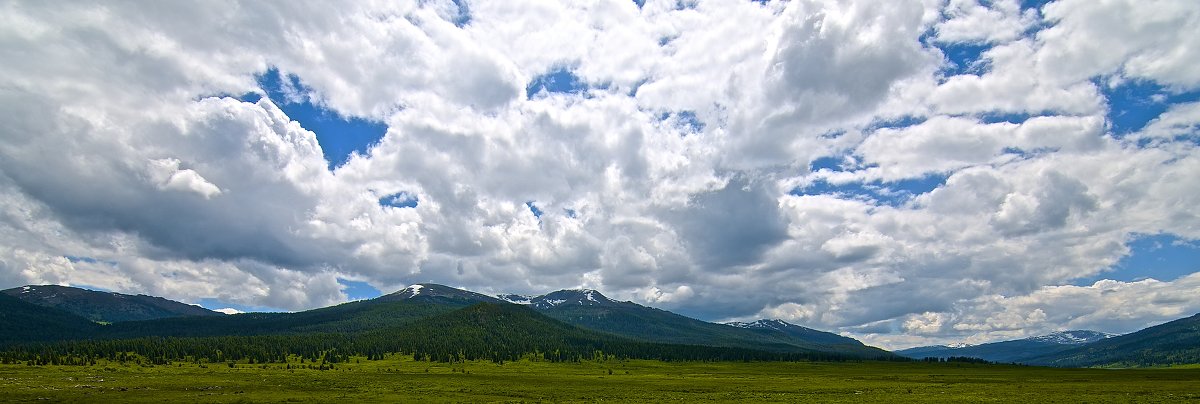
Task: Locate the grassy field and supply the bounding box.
[1,356,1198,403]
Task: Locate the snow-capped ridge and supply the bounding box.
[523,288,618,310]
[1028,330,1115,345]
[496,294,534,305]
[727,319,791,330]
[382,283,502,303]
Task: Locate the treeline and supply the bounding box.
[918,356,991,364]
[0,304,904,365]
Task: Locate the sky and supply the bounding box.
[0,0,1198,350]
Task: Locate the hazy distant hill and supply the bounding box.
[2,285,221,323]
[896,330,1115,364]
[1027,313,1200,367]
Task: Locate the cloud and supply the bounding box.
[147,158,223,199]
[0,0,1198,347]
[933,0,1036,44]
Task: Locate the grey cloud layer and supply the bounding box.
[1,0,1198,349]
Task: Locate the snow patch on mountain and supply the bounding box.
[1029,330,1116,344]
[726,319,790,331]
[497,294,534,305]
[405,284,424,296]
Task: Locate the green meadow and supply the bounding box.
[1,356,1197,403]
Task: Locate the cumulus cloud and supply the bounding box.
[1,0,1198,347]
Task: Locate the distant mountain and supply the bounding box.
[2,285,222,323]
[1027,313,1200,367]
[896,330,1115,363]
[727,319,862,346]
[505,289,894,359]
[0,293,98,345]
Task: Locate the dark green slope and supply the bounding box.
[0,293,98,345]
[379,302,850,363]
[1028,313,1200,367]
[1,302,860,365]
[525,290,894,359]
[103,283,492,338]
[2,285,220,322]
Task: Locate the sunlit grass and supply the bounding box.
[1,356,1197,403]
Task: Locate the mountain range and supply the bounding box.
[0,283,895,363]
[898,315,1200,367]
[896,330,1116,364]
[1,283,1197,367]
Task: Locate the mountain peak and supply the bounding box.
[529,288,616,309]
[382,283,501,304]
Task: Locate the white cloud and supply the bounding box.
[0,0,1198,347]
[934,0,1036,44]
[1139,101,1200,140]
[147,158,222,199]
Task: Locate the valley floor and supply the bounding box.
[1,357,1197,403]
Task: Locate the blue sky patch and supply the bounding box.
[449,0,471,27]
[379,191,419,209]
[809,155,849,172]
[1101,79,1200,136]
[977,111,1046,125]
[658,110,705,134]
[866,115,927,131]
[338,278,382,301]
[255,68,388,171]
[1074,234,1200,285]
[526,201,544,219]
[64,255,117,266]
[526,68,587,98]
[935,42,991,78]
[1020,0,1054,12]
[790,174,948,207]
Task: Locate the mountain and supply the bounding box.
[0,293,99,345]
[104,283,495,338]
[2,285,221,323]
[727,319,863,346]
[380,283,504,305]
[1027,313,1200,367]
[507,289,894,359]
[896,330,1115,363]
